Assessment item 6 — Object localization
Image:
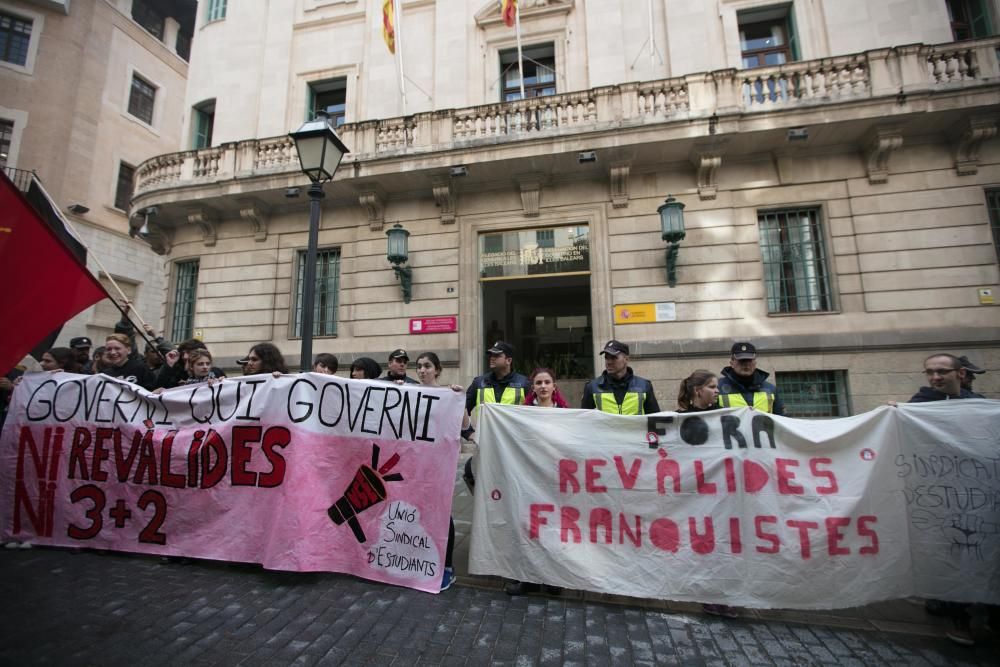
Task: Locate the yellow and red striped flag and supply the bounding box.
[382,0,395,54]
[501,0,517,28]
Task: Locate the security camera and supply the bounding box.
[578,151,597,163]
[285,187,301,198]
[143,206,159,217]
[449,166,468,177]
[67,204,90,214]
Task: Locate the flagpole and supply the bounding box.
[648,0,655,69]
[32,176,155,337]
[394,0,408,115]
[514,4,525,100]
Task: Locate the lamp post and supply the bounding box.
[657,195,686,288]
[289,111,349,371]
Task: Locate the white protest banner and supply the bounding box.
[1,372,464,593]
[469,401,1000,609]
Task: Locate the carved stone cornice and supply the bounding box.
[187,208,218,247]
[609,163,630,208]
[952,115,998,176]
[863,127,903,184]
[689,151,722,200]
[515,173,544,217]
[357,188,386,231]
[431,175,457,224]
[475,0,572,26]
[238,200,270,242]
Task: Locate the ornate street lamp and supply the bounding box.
[657,195,686,287]
[386,222,412,304]
[289,111,349,370]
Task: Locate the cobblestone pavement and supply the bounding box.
[1,547,996,666]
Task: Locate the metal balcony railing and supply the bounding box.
[2,166,35,192]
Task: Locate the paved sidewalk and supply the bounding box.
[1,452,995,666]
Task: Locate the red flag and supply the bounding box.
[0,173,108,373]
[501,0,517,28]
[382,0,395,54]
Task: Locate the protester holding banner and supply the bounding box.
[69,336,94,374]
[415,351,468,592]
[580,340,659,415]
[717,341,785,415]
[349,357,382,380]
[176,349,222,386]
[101,334,155,390]
[313,353,339,375]
[156,339,225,389]
[676,369,739,618]
[39,347,82,374]
[904,352,987,645]
[238,343,289,375]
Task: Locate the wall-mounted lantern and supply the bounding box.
[657,195,686,288]
[386,222,412,304]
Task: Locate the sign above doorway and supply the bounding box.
[409,316,458,334]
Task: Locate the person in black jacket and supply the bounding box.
[905,353,984,646]
[581,340,659,415]
[381,348,420,384]
[101,334,155,390]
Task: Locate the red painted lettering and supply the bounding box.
[775,458,804,495]
[825,517,851,556]
[613,456,641,490]
[858,515,879,554]
[810,458,838,494]
[786,519,819,559]
[694,460,716,494]
[590,508,613,543]
[559,459,580,493]
[529,503,554,539]
[561,506,581,543]
[650,518,679,552]
[754,515,779,553]
[688,517,715,554]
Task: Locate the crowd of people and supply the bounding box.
[0,319,993,643]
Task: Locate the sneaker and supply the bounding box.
[17,542,31,550]
[440,567,455,592]
[946,617,975,646]
[703,603,739,619]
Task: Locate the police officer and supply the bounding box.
[465,341,530,417]
[717,341,784,414]
[581,340,659,415]
[461,341,530,487]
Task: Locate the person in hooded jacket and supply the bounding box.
[101,334,155,390]
[716,341,784,415]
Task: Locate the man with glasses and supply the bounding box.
[906,353,984,646]
[908,353,983,402]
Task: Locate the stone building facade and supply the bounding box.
[1,0,194,345]
[131,0,1000,413]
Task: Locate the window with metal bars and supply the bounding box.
[114,162,135,211]
[987,189,1000,263]
[0,11,32,66]
[171,260,199,342]
[128,75,156,125]
[757,207,833,314]
[293,249,341,338]
[775,370,850,418]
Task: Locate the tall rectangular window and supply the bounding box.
[0,119,13,168]
[131,0,165,40]
[500,43,556,101]
[207,0,228,22]
[293,249,341,337]
[0,11,32,66]
[986,189,1000,263]
[776,370,850,418]
[192,100,215,149]
[128,75,156,125]
[738,5,798,68]
[171,260,200,342]
[947,0,993,40]
[308,78,347,127]
[114,162,135,211]
[757,207,833,314]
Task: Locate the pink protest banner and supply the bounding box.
[0,372,464,593]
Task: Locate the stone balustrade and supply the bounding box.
[133,37,1000,197]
